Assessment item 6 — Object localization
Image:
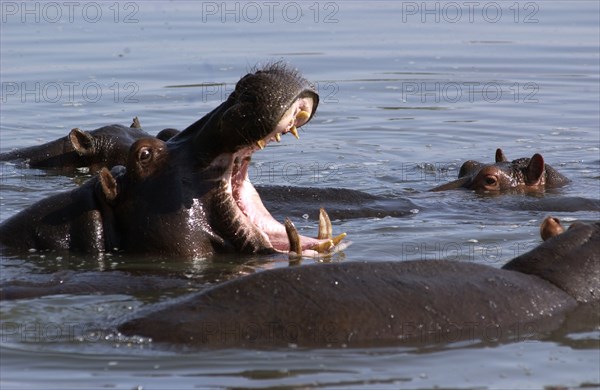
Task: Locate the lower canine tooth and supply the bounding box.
[290,126,299,139]
[284,218,302,255]
[275,133,281,142]
[256,140,266,149]
[318,208,332,239]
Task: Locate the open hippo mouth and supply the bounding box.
[220,97,345,255]
[172,64,345,256]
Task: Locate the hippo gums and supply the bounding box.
[431,148,570,192]
[0,64,345,256]
[119,218,599,347]
[0,117,180,174]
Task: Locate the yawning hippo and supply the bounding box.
[118,219,599,347]
[0,64,344,257]
[430,148,570,192]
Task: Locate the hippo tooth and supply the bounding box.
[275,133,281,142]
[318,208,332,239]
[332,233,347,246]
[296,110,310,122]
[256,140,266,150]
[290,126,299,140]
[312,239,334,253]
[284,218,302,256]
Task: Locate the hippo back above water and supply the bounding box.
[118,219,599,348]
[431,148,570,192]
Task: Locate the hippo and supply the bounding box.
[0,64,345,257]
[118,218,599,347]
[0,166,120,252]
[430,148,570,192]
[0,117,179,174]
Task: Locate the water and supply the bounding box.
[1,1,599,388]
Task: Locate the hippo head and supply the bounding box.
[104,64,343,257]
[431,148,570,192]
[67,123,153,173]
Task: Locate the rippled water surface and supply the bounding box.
[1,1,599,389]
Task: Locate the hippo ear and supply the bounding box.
[98,167,118,202]
[156,128,180,141]
[526,154,545,184]
[130,116,141,128]
[458,160,482,178]
[69,128,95,156]
[495,148,508,162]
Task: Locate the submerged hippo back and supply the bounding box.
[119,260,576,347]
[503,221,600,303]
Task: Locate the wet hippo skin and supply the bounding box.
[118,220,599,348]
[117,260,576,347]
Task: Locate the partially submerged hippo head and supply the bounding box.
[104,64,344,257]
[0,124,143,173]
[0,117,179,174]
[431,148,570,192]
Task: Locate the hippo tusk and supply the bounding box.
[285,218,302,257]
[285,210,347,257]
[318,208,332,239]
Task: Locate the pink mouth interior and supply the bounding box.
[226,96,325,252]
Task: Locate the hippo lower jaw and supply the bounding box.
[211,97,343,255]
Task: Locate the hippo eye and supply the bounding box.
[485,176,498,187]
[139,147,152,163]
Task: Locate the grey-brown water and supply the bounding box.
[1,2,599,388]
